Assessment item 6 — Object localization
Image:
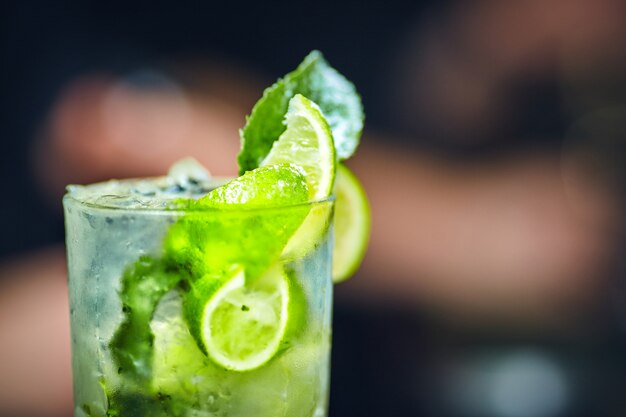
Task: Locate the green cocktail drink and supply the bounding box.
[64,169,334,417]
[63,52,369,417]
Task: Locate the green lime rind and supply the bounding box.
[278,164,372,283]
[183,265,300,372]
[181,270,229,358]
[280,201,334,261]
[198,163,310,209]
[238,50,363,174]
[163,164,311,282]
[260,94,336,260]
[261,94,336,200]
[281,265,308,347]
[332,164,371,282]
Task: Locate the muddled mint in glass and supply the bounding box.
[64,49,365,417]
[64,168,333,417]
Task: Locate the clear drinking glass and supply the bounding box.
[63,179,334,417]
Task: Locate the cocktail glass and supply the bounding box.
[63,177,334,417]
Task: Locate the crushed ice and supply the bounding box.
[66,158,230,209]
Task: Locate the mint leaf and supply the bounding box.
[109,256,184,384]
[238,50,364,174]
[105,391,174,417]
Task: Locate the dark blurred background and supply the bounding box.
[2,1,626,416]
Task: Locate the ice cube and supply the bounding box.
[167,158,211,189]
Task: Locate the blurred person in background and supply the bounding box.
[2,1,626,416]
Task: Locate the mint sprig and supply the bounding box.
[238,50,364,174]
[109,256,184,384]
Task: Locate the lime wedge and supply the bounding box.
[198,163,310,208]
[186,265,293,372]
[332,164,371,282]
[261,94,336,200]
[238,51,363,174]
[259,94,336,259]
[164,164,311,281]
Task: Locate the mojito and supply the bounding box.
[64,167,334,417]
[64,52,369,417]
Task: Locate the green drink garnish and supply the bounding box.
[77,50,370,417]
[332,164,371,282]
[163,164,311,282]
[261,94,336,200]
[238,50,363,173]
[188,265,293,371]
[110,256,185,384]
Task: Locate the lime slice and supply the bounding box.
[332,164,371,282]
[192,265,293,372]
[261,94,336,200]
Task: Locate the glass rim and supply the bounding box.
[63,176,335,214]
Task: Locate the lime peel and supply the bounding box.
[198,266,291,372]
[261,94,336,200]
[238,50,363,174]
[260,94,337,259]
[332,164,371,282]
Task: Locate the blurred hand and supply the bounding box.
[340,136,617,329]
[0,247,72,417]
[33,67,263,205]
